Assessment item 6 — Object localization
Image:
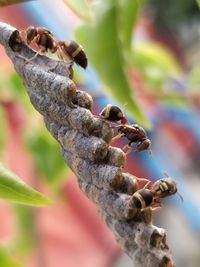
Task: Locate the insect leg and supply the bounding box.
[123,144,133,155]
[143,180,152,189]
[23,50,41,64]
[112,133,125,141]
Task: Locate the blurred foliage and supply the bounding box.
[75,1,150,126]
[147,0,200,34]
[0,248,21,267]
[132,42,181,88]
[0,107,7,157]
[27,129,68,191]
[188,66,200,90]
[4,72,37,113]
[131,43,190,107]
[0,63,69,203]
[118,0,139,53]
[0,163,53,206]
[75,0,151,128]
[63,0,93,22]
[65,0,199,127]
[14,206,35,256]
[0,70,70,192]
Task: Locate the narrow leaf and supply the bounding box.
[76,1,150,127]
[27,130,68,190]
[118,0,139,52]
[0,163,53,206]
[132,42,181,89]
[133,43,181,77]
[14,206,35,255]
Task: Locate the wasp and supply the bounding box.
[58,40,88,69]
[99,104,151,154]
[115,124,151,154]
[99,104,128,124]
[129,176,183,211]
[22,26,88,73]
[129,179,156,210]
[24,26,58,61]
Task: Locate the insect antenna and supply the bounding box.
[177,191,184,203]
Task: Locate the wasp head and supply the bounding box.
[100,104,127,123]
[26,26,37,44]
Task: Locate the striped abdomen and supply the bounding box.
[131,189,153,209]
[60,40,88,69]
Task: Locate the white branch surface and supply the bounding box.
[0,22,175,267]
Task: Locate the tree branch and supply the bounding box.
[0,0,33,7]
[0,22,175,267]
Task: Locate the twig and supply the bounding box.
[0,0,33,7]
[0,22,175,267]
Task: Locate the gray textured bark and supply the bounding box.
[0,22,175,267]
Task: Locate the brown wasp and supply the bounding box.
[24,26,58,62]
[114,123,151,155]
[21,26,88,73]
[57,40,88,69]
[99,104,151,154]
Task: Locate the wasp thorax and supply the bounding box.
[25,26,57,54]
[26,26,37,44]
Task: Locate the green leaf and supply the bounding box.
[14,206,35,256]
[132,42,181,88]
[0,70,34,114]
[150,91,189,108]
[131,42,188,107]
[76,0,150,128]
[0,107,8,155]
[0,0,32,6]
[0,248,21,267]
[63,0,93,22]
[197,0,200,8]
[118,0,139,52]
[188,65,200,90]
[133,43,181,77]
[27,130,68,191]
[0,163,53,206]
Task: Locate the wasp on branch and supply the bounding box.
[20,26,88,77]
[129,175,183,212]
[99,104,151,155]
[99,104,128,124]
